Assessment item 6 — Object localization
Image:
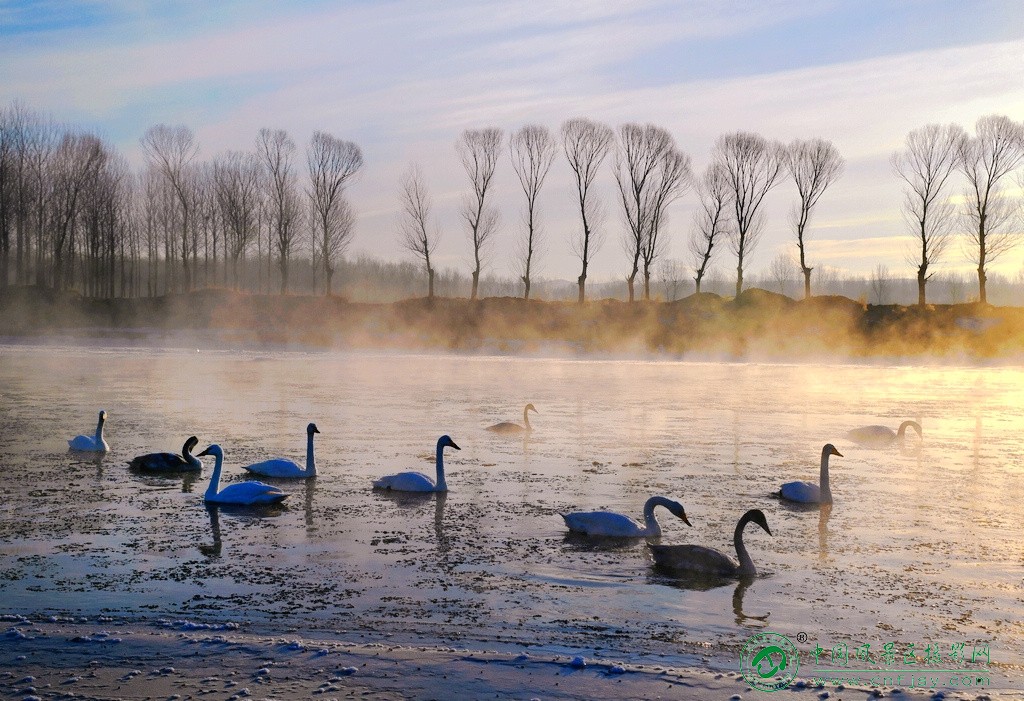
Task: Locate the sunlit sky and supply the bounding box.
[2,1,1024,286]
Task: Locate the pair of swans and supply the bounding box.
[373,435,460,492]
[486,404,537,434]
[846,420,922,449]
[69,410,110,452]
[129,436,203,472]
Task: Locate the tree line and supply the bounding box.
[1,99,1022,306]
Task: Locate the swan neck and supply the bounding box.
[205,451,222,500]
[643,497,674,536]
[305,432,316,475]
[435,442,447,490]
[734,516,755,577]
[523,406,531,430]
[819,450,832,500]
[95,415,105,441]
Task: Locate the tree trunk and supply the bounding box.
[802,267,812,299]
[917,265,927,306]
[735,263,744,298]
[427,266,435,300]
[471,269,480,300]
[626,273,636,303]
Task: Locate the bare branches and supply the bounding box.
[688,162,731,294]
[256,128,302,294]
[715,131,785,297]
[307,131,363,295]
[785,138,844,298]
[562,117,613,303]
[509,125,556,300]
[891,123,966,305]
[398,163,440,299]
[958,114,1024,303]
[140,124,198,290]
[457,127,502,300]
[213,150,260,288]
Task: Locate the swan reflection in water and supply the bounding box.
[198,502,289,558]
[818,503,833,563]
[373,488,450,555]
[650,570,770,627]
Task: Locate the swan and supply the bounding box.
[779,443,843,504]
[650,508,772,579]
[242,423,319,478]
[486,403,537,434]
[373,435,460,492]
[197,444,290,505]
[562,496,692,537]
[846,420,922,449]
[129,436,202,472]
[68,410,110,452]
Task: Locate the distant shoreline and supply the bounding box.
[1,285,1021,360]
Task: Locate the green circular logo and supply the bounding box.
[739,632,799,692]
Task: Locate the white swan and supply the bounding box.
[486,404,537,434]
[242,423,319,478]
[562,496,691,537]
[650,508,772,579]
[846,420,922,449]
[68,410,110,452]
[373,435,460,492]
[197,444,290,505]
[779,443,843,504]
[129,436,202,472]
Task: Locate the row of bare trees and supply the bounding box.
[0,101,362,297]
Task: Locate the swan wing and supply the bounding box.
[69,435,101,451]
[486,421,524,434]
[846,425,896,448]
[373,471,437,492]
[780,481,822,503]
[562,511,645,537]
[650,544,736,577]
[129,452,200,472]
[242,458,304,478]
[210,480,289,505]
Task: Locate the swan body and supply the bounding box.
[650,508,772,579]
[780,444,843,504]
[243,423,319,478]
[562,496,691,537]
[373,435,460,492]
[198,444,290,505]
[129,436,202,472]
[69,410,109,452]
[486,403,537,434]
[846,421,922,449]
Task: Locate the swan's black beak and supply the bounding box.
[450,440,461,451]
[833,448,844,458]
[198,448,211,457]
[680,512,692,527]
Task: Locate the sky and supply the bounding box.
[2,0,1024,287]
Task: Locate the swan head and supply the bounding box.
[438,435,461,451]
[667,500,692,527]
[745,508,772,536]
[184,436,199,452]
[197,444,224,459]
[525,403,538,414]
[307,422,320,435]
[822,443,843,458]
[98,410,107,422]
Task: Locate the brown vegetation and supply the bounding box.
[1,286,1020,360]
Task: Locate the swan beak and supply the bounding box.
[450,440,461,451]
[832,448,844,457]
[197,448,211,457]
[679,512,692,527]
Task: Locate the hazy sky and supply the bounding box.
[3,1,1024,286]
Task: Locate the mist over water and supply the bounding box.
[1,344,1021,679]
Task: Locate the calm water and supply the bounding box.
[1,343,1022,682]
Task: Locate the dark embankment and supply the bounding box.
[1,285,1021,360]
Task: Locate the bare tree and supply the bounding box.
[256,128,302,294]
[47,132,105,289]
[509,125,556,300]
[689,162,730,294]
[307,131,363,295]
[614,124,693,301]
[869,263,891,305]
[398,163,440,300]
[658,258,686,301]
[213,150,261,289]
[457,128,502,300]
[958,115,1024,304]
[785,138,844,299]
[140,125,198,291]
[561,118,613,303]
[892,123,966,306]
[715,132,785,297]
[768,252,796,296]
